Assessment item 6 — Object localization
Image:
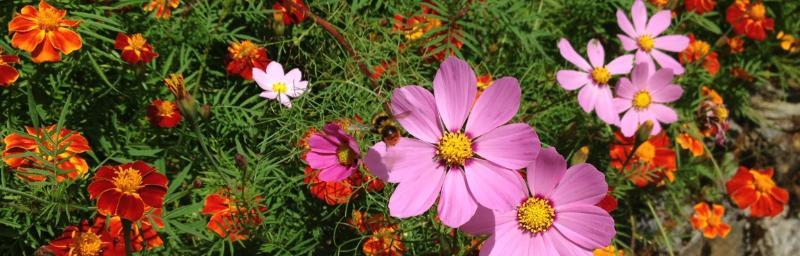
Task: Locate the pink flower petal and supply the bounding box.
[306,151,340,170]
[550,163,607,207]
[553,204,615,250]
[650,103,678,123]
[265,61,285,77]
[646,68,675,92]
[474,123,540,170]
[433,57,477,132]
[614,98,632,114]
[279,94,292,108]
[631,0,648,34]
[631,61,650,89]
[606,54,634,75]
[556,70,590,91]
[260,91,277,99]
[460,206,496,235]
[635,50,657,75]
[651,49,684,74]
[533,231,560,255]
[650,83,683,103]
[466,77,521,138]
[558,38,592,72]
[465,158,528,211]
[620,110,638,137]
[550,226,598,255]
[595,87,620,125]
[308,134,338,153]
[481,222,531,256]
[318,165,353,182]
[587,39,605,68]
[253,68,273,91]
[618,34,638,51]
[437,168,478,228]
[616,10,637,39]
[527,147,566,198]
[391,85,442,143]
[577,84,599,113]
[654,35,690,52]
[388,166,446,218]
[615,77,636,99]
[364,138,438,183]
[646,10,672,36]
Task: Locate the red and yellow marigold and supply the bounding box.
[679,34,719,76]
[8,0,82,63]
[691,202,731,238]
[87,161,168,221]
[273,0,307,25]
[363,225,405,256]
[303,166,363,205]
[726,36,745,54]
[114,33,159,65]
[3,125,90,182]
[676,133,704,157]
[726,167,789,217]
[46,219,121,256]
[201,191,266,241]
[144,0,180,19]
[0,49,21,87]
[146,99,182,128]
[686,0,717,14]
[610,131,677,187]
[726,0,774,41]
[226,40,269,80]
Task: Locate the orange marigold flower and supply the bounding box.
[476,74,493,91]
[610,131,677,187]
[146,99,182,128]
[87,161,168,221]
[679,34,720,76]
[363,226,405,256]
[726,167,789,217]
[0,49,21,87]
[596,187,618,213]
[226,40,269,80]
[691,202,731,238]
[593,245,625,256]
[726,36,745,54]
[3,125,91,182]
[676,133,705,157]
[114,33,158,65]
[100,207,164,252]
[349,210,387,234]
[702,86,724,105]
[273,0,307,25]
[201,191,266,241]
[8,0,82,63]
[144,0,180,19]
[726,0,774,41]
[777,31,800,53]
[649,0,668,8]
[685,0,717,14]
[46,219,121,256]
[303,166,363,205]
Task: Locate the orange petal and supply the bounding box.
[771,187,790,204]
[730,187,758,209]
[693,202,711,216]
[59,18,81,28]
[8,16,39,32]
[717,224,732,238]
[691,215,707,230]
[712,204,725,217]
[11,29,46,53]
[30,36,61,63]
[20,5,38,16]
[39,0,66,18]
[49,28,82,54]
[0,65,20,87]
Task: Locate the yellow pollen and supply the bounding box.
[127,34,147,51]
[517,197,555,234]
[749,4,766,20]
[72,232,102,256]
[272,82,288,94]
[157,101,176,117]
[113,168,143,194]
[750,171,775,193]
[231,41,259,60]
[591,67,611,84]
[632,90,652,110]
[436,132,473,166]
[715,106,729,120]
[37,8,61,31]
[336,145,356,166]
[635,141,656,163]
[638,35,655,52]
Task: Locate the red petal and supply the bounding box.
[49,28,82,54]
[114,33,129,50]
[96,189,123,216]
[0,65,20,87]
[138,185,166,208]
[88,180,116,198]
[31,36,61,63]
[141,171,168,187]
[11,29,45,53]
[116,194,145,221]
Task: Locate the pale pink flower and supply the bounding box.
[614,62,683,137]
[617,0,690,75]
[253,61,309,108]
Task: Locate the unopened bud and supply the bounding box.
[235,154,248,172]
[634,120,654,147]
[200,104,211,120]
[570,146,589,165]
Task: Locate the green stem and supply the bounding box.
[646,198,675,256]
[123,219,133,256]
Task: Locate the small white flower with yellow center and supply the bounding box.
[253,61,309,108]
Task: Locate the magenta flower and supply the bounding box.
[617,0,689,75]
[614,62,683,137]
[306,123,361,182]
[364,57,540,228]
[556,38,634,125]
[460,147,615,255]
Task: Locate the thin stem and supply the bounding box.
[123,219,133,256]
[646,198,675,256]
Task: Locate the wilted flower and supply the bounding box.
[114,33,158,65]
[617,0,690,74]
[3,125,91,182]
[691,202,731,238]
[202,191,266,241]
[698,86,730,144]
[226,40,269,80]
[144,0,180,19]
[679,34,719,76]
[726,167,789,217]
[610,130,677,187]
[614,62,683,137]
[686,0,717,14]
[46,219,120,256]
[146,99,182,128]
[253,61,309,108]
[0,49,21,87]
[88,161,168,221]
[9,0,82,63]
[676,132,704,157]
[726,0,774,41]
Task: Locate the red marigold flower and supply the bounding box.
[146,99,182,128]
[726,167,789,217]
[726,36,745,54]
[610,131,677,187]
[87,161,168,221]
[363,225,405,256]
[114,33,158,65]
[3,125,91,182]
[144,0,180,19]
[273,0,307,25]
[726,0,774,41]
[46,219,121,256]
[226,40,269,80]
[679,34,720,75]
[686,0,717,14]
[303,166,363,205]
[99,207,164,252]
[201,191,266,241]
[8,0,82,63]
[596,187,618,213]
[0,49,21,87]
[691,202,731,238]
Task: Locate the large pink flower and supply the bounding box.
[306,123,361,182]
[460,148,615,255]
[617,0,689,75]
[614,62,683,137]
[365,57,540,228]
[556,38,634,125]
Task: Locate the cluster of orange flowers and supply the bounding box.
[610,130,677,187]
[679,34,720,76]
[201,191,267,241]
[349,211,405,256]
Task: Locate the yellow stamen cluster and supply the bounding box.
[72,232,102,256]
[165,73,187,99]
[751,170,776,193]
[113,168,143,194]
[591,67,611,85]
[127,34,148,51]
[517,197,555,234]
[749,3,766,20]
[229,40,259,60]
[436,132,473,166]
[157,101,176,117]
[336,145,357,166]
[632,90,652,110]
[635,141,656,163]
[37,8,61,31]
[638,35,655,52]
[272,82,288,94]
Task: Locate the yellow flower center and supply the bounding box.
[37,7,62,31]
[632,90,652,110]
[436,132,473,166]
[127,34,148,51]
[272,82,288,94]
[336,145,357,166]
[635,141,656,163]
[517,197,555,234]
[71,231,102,256]
[715,106,729,120]
[113,168,143,194]
[157,101,176,117]
[231,40,259,60]
[591,67,611,84]
[638,35,655,52]
[691,40,711,57]
[749,3,766,20]
[750,170,775,193]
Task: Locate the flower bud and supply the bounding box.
[634,120,654,147]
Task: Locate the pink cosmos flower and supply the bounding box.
[306,123,361,182]
[556,38,634,125]
[460,147,615,255]
[365,57,540,228]
[253,61,309,108]
[617,0,689,75]
[614,62,683,137]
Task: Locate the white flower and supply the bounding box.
[253,61,309,108]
